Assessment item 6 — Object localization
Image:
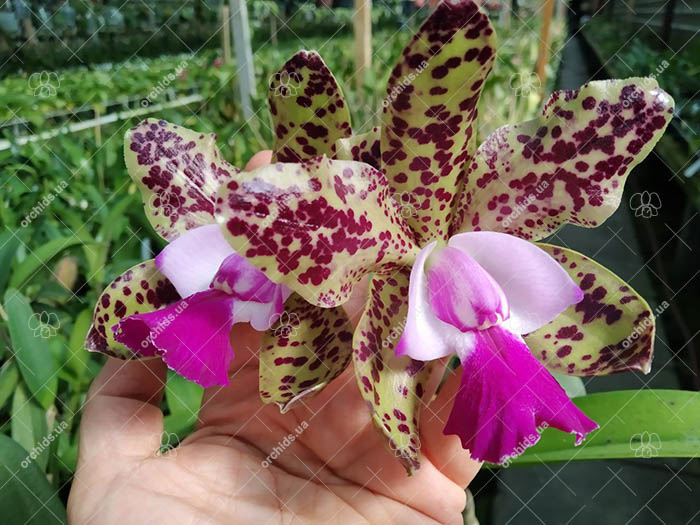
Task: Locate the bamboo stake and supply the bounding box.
[353,0,372,86]
[221,5,232,64]
[535,0,555,84]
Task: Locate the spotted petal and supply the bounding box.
[381,0,495,243]
[353,270,433,473]
[125,119,240,241]
[216,156,420,307]
[269,51,352,163]
[525,244,655,376]
[452,78,675,239]
[85,260,179,358]
[259,293,353,411]
[335,127,381,170]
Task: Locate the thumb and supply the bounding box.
[78,357,167,461]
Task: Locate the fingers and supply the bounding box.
[245,150,273,171]
[79,358,167,461]
[421,366,482,488]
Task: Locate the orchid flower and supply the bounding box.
[212,0,672,469]
[85,123,292,388]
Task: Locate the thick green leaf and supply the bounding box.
[269,50,352,163]
[86,260,179,358]
[511,390,700,464]
[526,244,654,376]
[9,236,85,289]
[259,293,353,412]
[4,289,58,409]
[0,433,67,524]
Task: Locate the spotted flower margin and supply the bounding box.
[86,0,674,470]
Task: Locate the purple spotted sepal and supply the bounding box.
[259,294,353,412]
[452,77,675,239]
[525,245,656,376]
[85,260,180,359]
[269,51,352,163]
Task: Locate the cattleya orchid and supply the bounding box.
[87,0,674,470]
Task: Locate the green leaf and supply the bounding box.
[4,289,58,409]
[0,433,67,524]
[0,361,20,409]
[11,385,49,471]
[9,236,86,289]
[0,230,21,295]
[66,308,93,381]
[511,390,700,465]
[164,370,203,435]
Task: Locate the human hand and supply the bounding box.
[67,151,481,525]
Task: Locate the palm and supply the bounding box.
[69,317,478,525]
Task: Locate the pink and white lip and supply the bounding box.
[396,231,596,464]
[114,224,290,388]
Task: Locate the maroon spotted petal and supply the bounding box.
[216,156,420,307]
[85,260,179,359]
[259,294,353,412]
[125,119,240,241]
[452,78,675,240]
[352,269,433,473]
[525,244,655,376]
[335,127,381,170]
[269,51,352,163]
[380,0,496,244]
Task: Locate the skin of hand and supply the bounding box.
[67,150,481,525]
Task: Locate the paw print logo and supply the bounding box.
[392,191,417,219]
[630,431,661,458]
[389,431,421,458]
[272,311,300,337]
[629,191,661,218]
[28,312,60,338]
[147,192,179,220]
[509,71,541,97]
[156,431,180,458]
[269,71,302,98]
[28,71,60,98]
